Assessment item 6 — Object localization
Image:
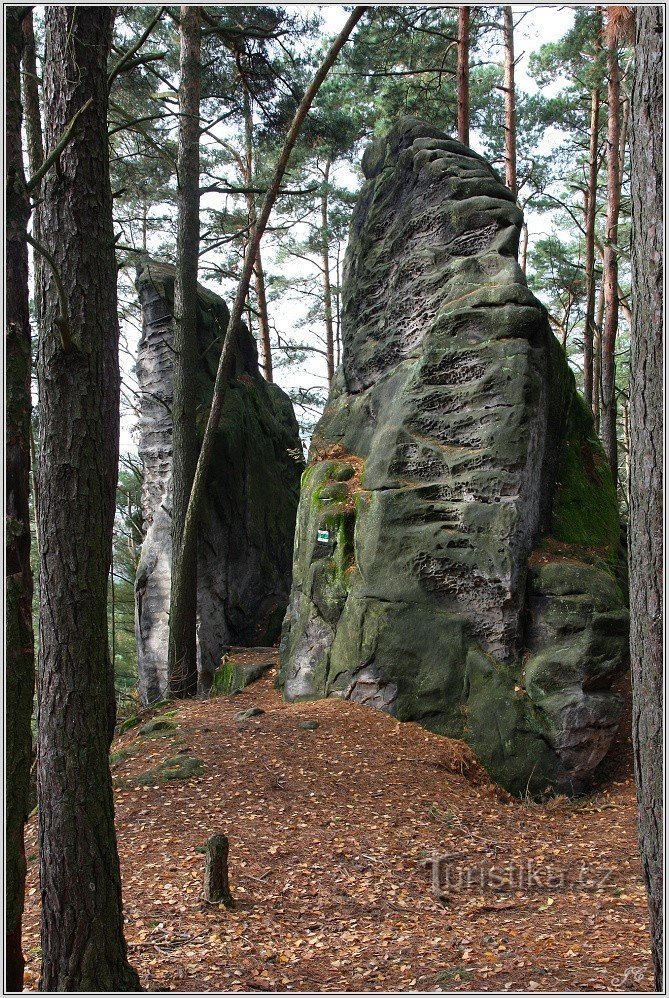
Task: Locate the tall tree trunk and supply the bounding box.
[242,87,273,381]
[21,9,45,340]
[6,10,36,990]
[321,159,336,386]
[36,8,139,989]
[601,33,621,483]
[583,29,601,412]
[171,8,367,640]
[629,6,663,988]
[168,5,202,699]
[457,6,470,145]
[502,6,517,197]
[593,279,605,433]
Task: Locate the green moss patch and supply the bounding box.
[139,718,179,736]
[552,408,619,564]
[132,755,205,786]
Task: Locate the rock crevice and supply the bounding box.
[135,261,303,704]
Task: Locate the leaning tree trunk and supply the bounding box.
[168,5,202,699]
[6,9,36,990]
[36,8,139,989]
[171,7,367,645]
[601,33,621,484]
[320,159,336,387]
[583,26,601,412]
[502,6,517,197]
[456,6,470,145]
[629,7,663,988]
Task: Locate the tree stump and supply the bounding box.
[204,833,233,907]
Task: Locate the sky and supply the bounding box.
[119,3,578,453]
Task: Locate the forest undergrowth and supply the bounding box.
[22,654,652,993]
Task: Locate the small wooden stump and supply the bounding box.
[204,833,234,907]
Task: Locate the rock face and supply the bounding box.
[135,261,303,704]
[279,119,628,797]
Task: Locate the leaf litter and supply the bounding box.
[21,655,652,992]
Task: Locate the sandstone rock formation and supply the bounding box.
[135,261,303,704]
[279,119,628,796]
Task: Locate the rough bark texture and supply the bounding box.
[583,36,601,412]
[629,6,663,988]
[135,262,303,704]
[502,7,517,197]
[280,118,629,798]
[169,5,202,698]
[457,6,470,146]
[601,38,621,483]
[204,834,233,906]
[36,8,139,990]
[6,9,35,990]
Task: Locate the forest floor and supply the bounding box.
[22,652,653,993]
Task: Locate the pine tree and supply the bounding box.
[35,8,139,988]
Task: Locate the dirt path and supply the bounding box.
[22,654,652,992]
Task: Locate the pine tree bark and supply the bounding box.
[321,159,336,386]
[601,33,621,483]
[6,9,36,990]
[629,6,663,988]
[242,87,273,382]
[36,8,139,989]
[168,5,202,699]
[593,280,605,433]
[457,6,470,146]
[502,6,517,197]
[583,21,601,412]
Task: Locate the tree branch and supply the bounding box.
[108,7,166,87]
[25,233,71,351]
[173,4,369,601]
[25,98,92,193]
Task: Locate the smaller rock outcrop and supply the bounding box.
[135,261,303,704]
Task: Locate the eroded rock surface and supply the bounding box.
[279,119,628,796]
[135,261,303,704]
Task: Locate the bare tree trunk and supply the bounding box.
[321,159,336,386]
[621,399,630,505]
[519,220,528,273]
[601,33,621,482]
[242,86,273,381]
[593,279,605,433]
[457,6,470,145]
[253,253,273,381]
[6,10,35,990]
[36,7,139,989]
[629,7,663,988]
[502,6,517,197]
[335,246,342,366]
[168,5,202,699]
[171,8,368,647]
[583,27,601,412]
[21,10,44,341]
